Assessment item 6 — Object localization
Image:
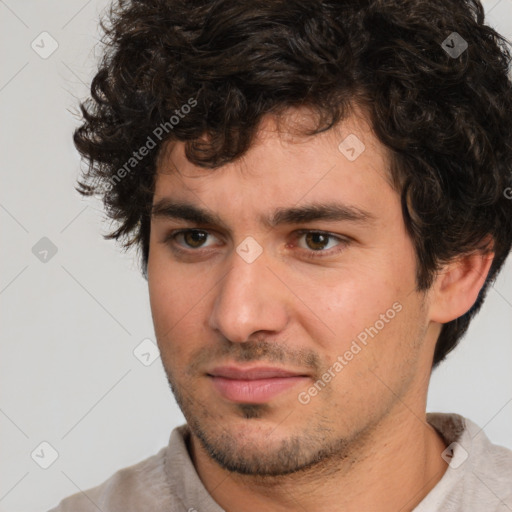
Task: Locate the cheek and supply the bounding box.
[298,263,406,351]
[148,254,187,340]
[148,246,200,322]
[147,256,212,362]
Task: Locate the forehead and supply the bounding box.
[152,110,396,225]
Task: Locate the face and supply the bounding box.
[147,109,436,476]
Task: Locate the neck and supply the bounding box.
[188,407,449,512]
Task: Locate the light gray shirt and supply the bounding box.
[48,412,512,511]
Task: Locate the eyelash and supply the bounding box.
[162,229,350,259]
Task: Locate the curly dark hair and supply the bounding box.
[74,0,512,368]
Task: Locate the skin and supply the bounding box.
[147,107,493,512]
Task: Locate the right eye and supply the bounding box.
[163,229,222,251]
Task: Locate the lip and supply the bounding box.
[208,366,307,379]
[207,365,309,403]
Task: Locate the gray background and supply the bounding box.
[0,1,511,510]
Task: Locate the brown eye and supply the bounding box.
[180,230,208,248]
[304,232,331,251]
[294,230,350,259]
[296,231,342,252]
[163,229,219,251]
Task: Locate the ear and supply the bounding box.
[428,249,495,324]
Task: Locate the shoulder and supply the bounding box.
[419,413,512,511]
[47,424,221,512]
[47,445,173,512]
[463,416,512,510]
[457,414,512,476]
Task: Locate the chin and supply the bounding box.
[188,410,348,477]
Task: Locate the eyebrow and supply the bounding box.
[151,199,376,230]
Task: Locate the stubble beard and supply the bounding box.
[165,368,357,477]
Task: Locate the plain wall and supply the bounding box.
[0,1,511,510]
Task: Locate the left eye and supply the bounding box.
[295,231,343,252]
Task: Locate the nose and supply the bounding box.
[208,245,289,343]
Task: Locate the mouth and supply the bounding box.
[207,365,310,403]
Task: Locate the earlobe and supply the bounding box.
[429,251,494,324]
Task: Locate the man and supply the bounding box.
[50,0,512,510]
